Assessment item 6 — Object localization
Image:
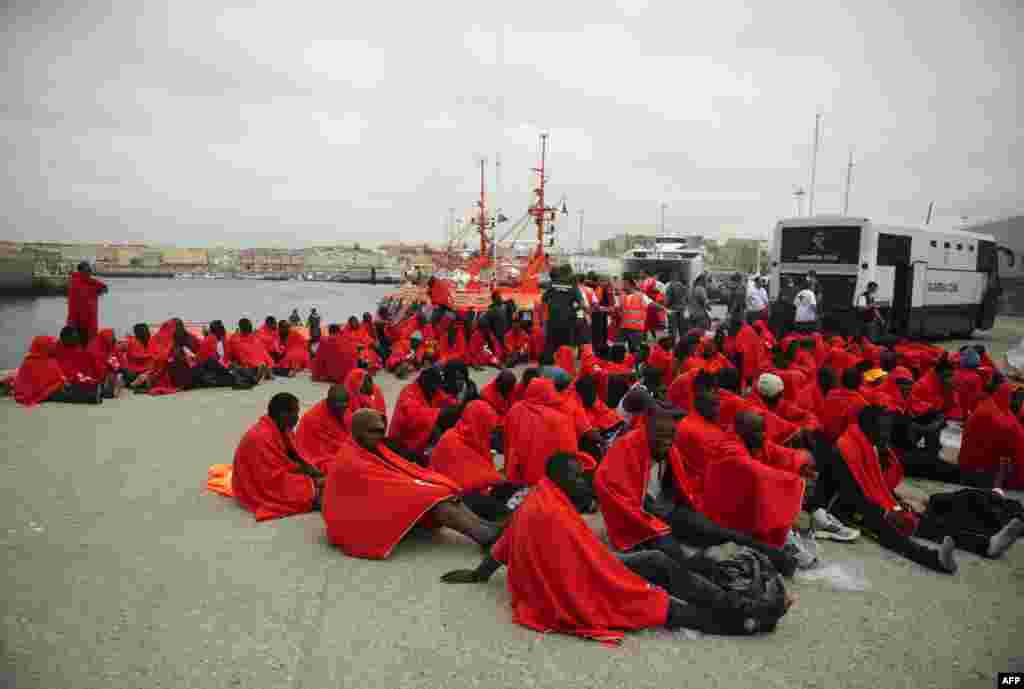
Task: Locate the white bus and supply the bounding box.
[769,216,1004,338]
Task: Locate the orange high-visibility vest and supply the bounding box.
[621,293,647,331]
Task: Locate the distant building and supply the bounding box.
[161,248,209,269]
[96,243,148,267]
[964,215,1024,316]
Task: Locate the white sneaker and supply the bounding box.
[784,530,819,570]
[812,508,861,542]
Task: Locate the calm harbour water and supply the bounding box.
[0,278,394,370]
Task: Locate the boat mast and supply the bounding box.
[529,133,557,254]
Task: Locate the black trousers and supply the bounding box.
[618,550,782,635]
[461,482,528,522]
[543,325,575,361]
[665,501,793,576]
[47,383,101,404]
[898,449,993,489]
[916,489,1023,557]
[592,311,609,347]
[622,329,644,354]
[811,446,949,572]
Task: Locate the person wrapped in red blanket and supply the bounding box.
[504,377,582,486]
[311,323,358,384]
[294,384,352,473]
[747,373,821,435]
[226,319,273,383]
[443,451,793,640]
[343,368,387,423]
[276,321,310,374]
[66,262,107,344]
[822,367,869,442]
[323,409,502,559]
[12,336,101,406]
[119,323,155,384]
[232,393,322,521]
[388,367,454,456]
[959,380,1024,491]
[257,316,284,363]
[672,372,734,495]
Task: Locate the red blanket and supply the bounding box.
[87,328,120,377]
[310,334,357,383]
[673,414,732,497]
[594,424,698,551]
[479,378,514,420]
[505,378,579,485]
[555,345,577,378]
[491,478,669,643]
[718,391,799,444]
[466,329,499,368]
[747,390,820,432]
[52,341,101,382]
[66,271,106,340]
[13,336,67,406]
[231,416,317,521]
[735,323,766,384]
[910,370,958,418]
[429,400,503,493]
[121,336,154,374]
[322,439,459,559]
[702,439,804,548]
[647,343,674,384]
[388,381,447,454]
[952,369,984,420]
[294,399,350,472]
[228,333,274,369]
[280,330,311,371]
[343,369,388,423]
[836,424,897,512]
[822,388,867,442]
[959,385,1024,489]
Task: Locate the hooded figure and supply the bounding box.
[429,400,504,493]
[13,336,68,406]
[504,378,580,486]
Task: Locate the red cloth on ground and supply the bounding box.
[231,415,316,521]
[228,333,274,369]
[343,369,388,422]
[310,334,357,383]
[836,425,898,512]
[429,400,503,493]
[294,399,350,472]
[322,439,460,559]
[66,271,106,339]
[13,336,67,406]
[910,370,958,418]
[504,378,580,486]
[280,330,311,371]
[87,328,120,377]
[388,381,448,454]
[958,385,1024,490]
[491,477,670,643]
[822,388,868,442]
[594,424,699,551]
[673,413,732,497]
[702,439,805,548]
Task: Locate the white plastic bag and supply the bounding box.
[795,560,870,592]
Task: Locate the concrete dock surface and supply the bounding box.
[3,328,1024,689]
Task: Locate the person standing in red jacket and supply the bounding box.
[66,262,108,345]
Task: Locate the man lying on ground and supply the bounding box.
[442,451,793,641]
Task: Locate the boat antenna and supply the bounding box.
[842,147,854,215]
[808,112,821,216]
[925,201,934,225]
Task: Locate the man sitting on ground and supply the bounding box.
[232,392,324,521]
[322,409,503,559]
[294,384,352,473]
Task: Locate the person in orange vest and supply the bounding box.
[620,278,664,354]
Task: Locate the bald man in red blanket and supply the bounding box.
[322,409,502,559]
[442,451,792,640]
[232,393,324,521]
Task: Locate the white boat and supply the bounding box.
[622,234,705,285]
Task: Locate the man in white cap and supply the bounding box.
[748,372,821,435]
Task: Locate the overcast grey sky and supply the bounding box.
[2,0,1020,248]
